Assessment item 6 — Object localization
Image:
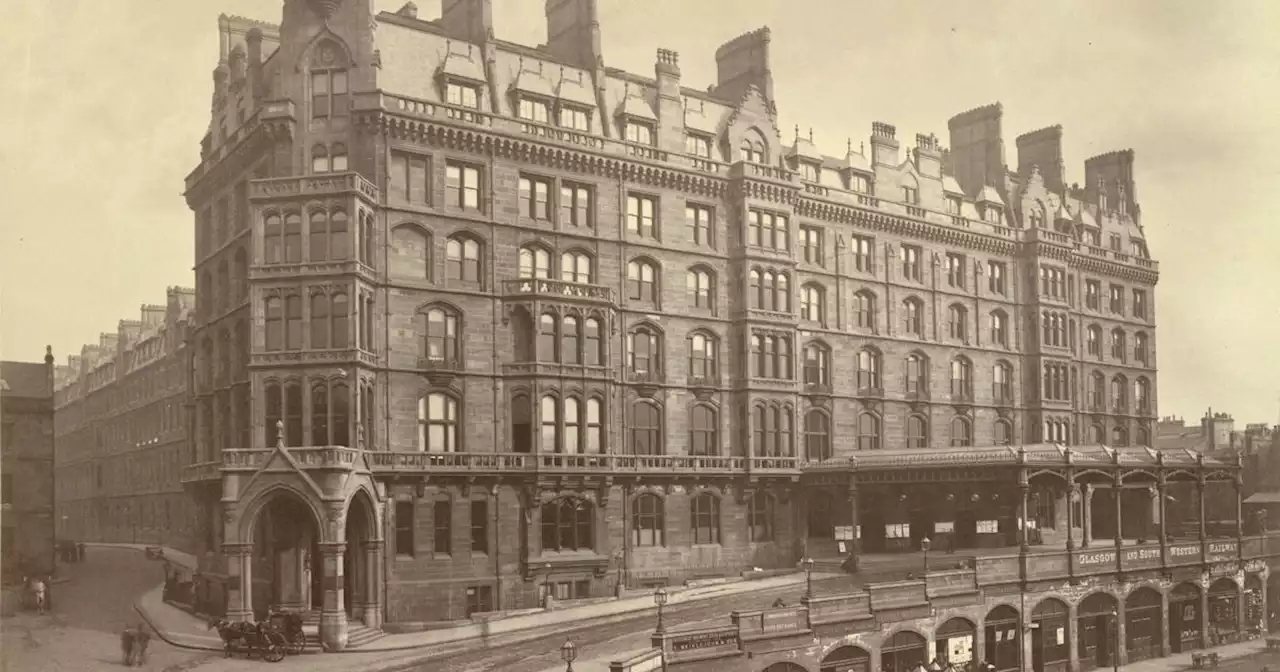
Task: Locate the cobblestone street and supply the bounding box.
[1,548,215,672]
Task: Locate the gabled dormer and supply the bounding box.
[616,84,658,146]
[842,141,874,195]
[976,185,1006,226]
[554,68,598,132]
[510,60,555,124]
[942,175,965,215]
[787,127,822,182]
[437,44,488,111]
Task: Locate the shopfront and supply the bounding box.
[1168,582,1202,653]
[1208,577,1240,644]
[1124,587,1163,663]
[880,631,927,672]
[820,645,871,672]
[984,605,1021,672]
[1076,592,1119,672]
[934,618,976,668]
[1030,598,1070,672]
[1245,574,1264,635]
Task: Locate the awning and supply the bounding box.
[1244,492,1280,504]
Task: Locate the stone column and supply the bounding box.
[1067,602,1079,672]
[1115,610,1128,667]
[1197,478,1208,545]
[362,539,384,628]
[1083,485,1094,548]
[1114,475,1124,549]
[846,477,860,572]
[223,542,254,622]
[973,614,986,669]
[1018,481,1030,551]
[318,541,349,651]
[1160,586,1172,657]
[1237,579,1247,637]
[1235,478,1245,538]
[1262,567,1271,633]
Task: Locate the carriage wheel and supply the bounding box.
[263,645,286,663]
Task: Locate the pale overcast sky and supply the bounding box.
[1,1,1278,425]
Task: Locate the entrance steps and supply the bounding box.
[297,611,387,650]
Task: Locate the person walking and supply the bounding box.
[31,576,47,615]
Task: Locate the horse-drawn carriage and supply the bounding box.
[207,609,307,662]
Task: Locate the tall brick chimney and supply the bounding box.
[440,0,493,44]
[710,27,773,104]
[544,0,603,69]
[1016,125,1066,194]
[948,103,1006,197]
[654,49,684,153]
[246,27,264,99]
[870,122,900,167]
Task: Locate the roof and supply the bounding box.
[0,361,50,398]
[816,443,1240,472]
[1245,492,1280,505]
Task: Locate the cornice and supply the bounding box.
[796,198,1018,257]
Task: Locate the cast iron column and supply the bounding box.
[847,476,860,572]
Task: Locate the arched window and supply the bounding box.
[990,310,1009,347]
[284,382,304,446]
[740,132,766,163]
[1136,425,1150,447]
[1090,372,1106,411]
[584,398,602,453]
[948,304,968,341]
[1111,328,1127,361]
[329,209,349,260]
[1087,324,1102,356]
[993,361,1013,404]
[311,382,329,445]
[519,246,551,278]
[749,492,774,542]
[1134,377,1150,414]
[561,315,580,365]
[627,325,661,374]
[688,331,717,380]
[360,382,374,448]
[264,383,282,446]
[754,403,792,457]
[905,353,928,397]
[903,298,923,336]
[284,212,303,263]
[310,44,349,118]
[541,395,559,452]
[690,404,717,456]
[804,410,831,462]
[856,348,881,390]
[632,494,664,547]
[1090,423,1105,443]
[330,292,349,348]
[285,295,303,349]
[423,307,459,365]
[541,497,593,551]
[418,393,459,452]
[749,269,763,309]
[264,297,283,351]
[857,412,881,451]
[690,493,721,545]
[390,224,431,280]
[561,251,593,284]
[264,213,284,264]
[564,397,581,453]
[800,284,825,323]
[950,416,973,447]
[1111,375,1128,412]
[309,210,329,261]
[854,290,876,330]
[311,293,330,348]
[446,236,482,283]
[687,267,713,310]
[994,419,1012,446]
[774,272,790,312]
[907,415,928,449]
[537,313,558,362]
[627,259,658,304]
[583,317,602,367]
[332,382,349,445]
[950,357,973,400]
[630,401,662,455]
[1135,332,1149,365]
[802,343,829,386]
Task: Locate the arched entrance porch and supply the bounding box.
[984,605,1021,672]
[343,489,383,628]
[248,490,322,619]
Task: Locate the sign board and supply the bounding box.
[835,526,855,541]
[837,542,847,554]
[1077,550,1117,566]
[948,635,973,663]
[671,631,738,653]
[1206,541,1238,563]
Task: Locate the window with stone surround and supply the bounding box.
[445,162,483,211]
[418,392,459,452]
[541,497,593,551]
[690,493,721,545]
[686,267,714,310]
[629,401,663,456]
[687,331,717,382]
[689,404,717,456]
[854,290,876,331]
[748,492,774,542]
[627,259,659,305]
[394,499,415,558]
[421,306,460,366]
[751,333,792,380]
[518,175,552,221]
[686,204,714,248]
[749,268,790,313]
[804,410,831,462]
[907,415,929,450]
[432,498,451,556]
[632,494,665,547]
[560,182,593,228]
[950,416,973,447]
[747,209,789,251]
[445,235,482,284]
[802,343,830,387]
[857,412,881,451]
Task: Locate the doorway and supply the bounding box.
[955,510,977,549]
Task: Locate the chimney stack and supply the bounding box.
[440,0,493,44]
[246,28,264,98]
[544,0,603,69]
[913,133,942,178]
[710,27,773,104]
[870,122,899,167]
[1015,125,1065,194]
[654,49,684,153]
[948,103,1006,198]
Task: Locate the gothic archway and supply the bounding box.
[238,487,325,621]
[343,488,383,627]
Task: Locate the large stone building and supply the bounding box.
[1,350,56,581]
[53,289,196,552]
[174,0,1175,652]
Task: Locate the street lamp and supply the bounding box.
[920,537,932,576]
[560,640,577,672]
[653,587,668,634]
[803,557,815,601]
[1110,608,1120,672]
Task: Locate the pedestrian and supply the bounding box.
[129,623,151,667]
[31,576,46,615]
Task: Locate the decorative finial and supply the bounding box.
[794,125,799,142]
[276,420,286,449]
[860,142,865,154]
[808,127,814,142]
[847,137,853,154]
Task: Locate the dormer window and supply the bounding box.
[982,206,1003,226]
[798,162,819,182]
[446,81,480,109]
[1086,229,1101,246]
[946,197,962,215]
[685,133,712,158]
[517,97,550,124]
[558,105,590,131]
[902,187,919,205]
[1130,240,1147,258]
[1109,234,1122,252]
[848,174,871,194]
[625,120,655,146]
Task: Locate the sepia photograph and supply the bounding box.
[1,1,1278,671]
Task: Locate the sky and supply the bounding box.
[1,0,1277,425]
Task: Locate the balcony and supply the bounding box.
[251,348,377,368]
[222,447,360,471]
[179,460,221,485]
[366,451,800,477]
[745,307,795,323]
[501,278,614,305]
[803,382,832,398]
[626,370,665,395]
[687,373,721,400]
[501,361,614,381]
[250,171,379,204]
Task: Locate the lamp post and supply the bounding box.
[803,557,815,601]
[560,640,577,672]
[920,537,932,576]
[1111,607,1120,672]
[653,587,668,634]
